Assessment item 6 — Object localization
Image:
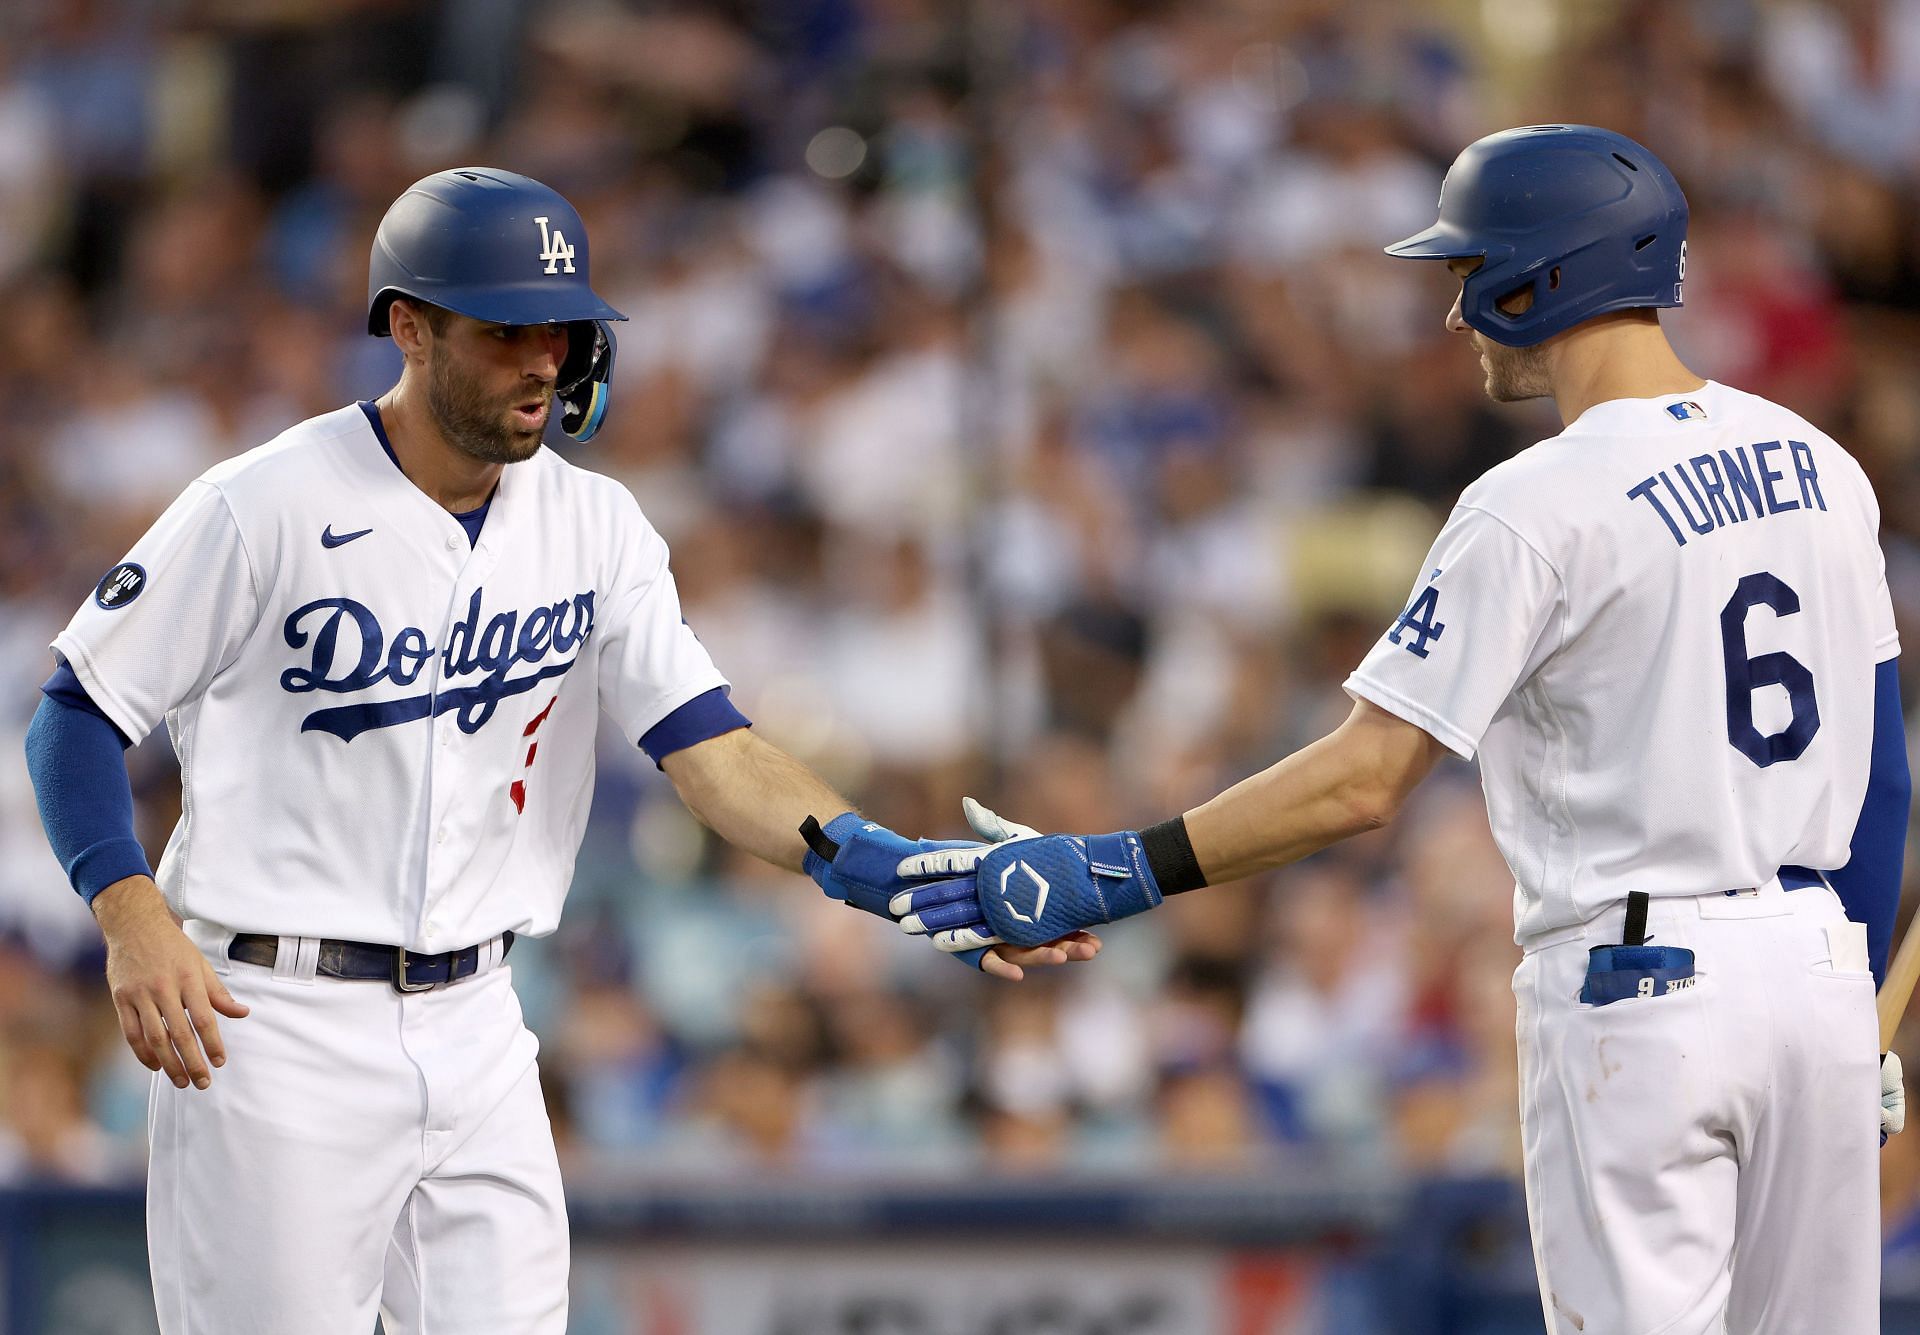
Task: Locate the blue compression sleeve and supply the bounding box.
[44,659,131,746]
[1827,657,1910,988]
[24,691,152,904]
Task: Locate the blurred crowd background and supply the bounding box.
[5,0,1920,1265]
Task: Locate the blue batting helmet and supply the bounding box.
[367,167,625,441]
[1385,125,1688,347]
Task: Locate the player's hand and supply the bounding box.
[887,799,1043,952]
[1884,1051,1906,1146]
[801,808,1101,978]
[801,813,980,920]
[92,876,249,1090]
[944,800,1102,979]
[893,803,1166,949]
[976,933,1103,980]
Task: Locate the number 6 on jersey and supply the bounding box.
[1721,571,1820,768]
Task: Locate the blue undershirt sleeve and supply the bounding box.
[1827,656,1910,989]
[638,687,752,767]
[24,686,153,904]
[44,659,132,747]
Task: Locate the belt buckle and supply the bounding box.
[391,947,437,994]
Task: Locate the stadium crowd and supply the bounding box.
[4,0,1920,1253]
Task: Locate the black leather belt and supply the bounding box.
[228,932,515,993]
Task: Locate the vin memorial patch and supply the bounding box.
[94,562,148,610]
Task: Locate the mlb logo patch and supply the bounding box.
[1666,400,1707,421]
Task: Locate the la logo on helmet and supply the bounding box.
[534,216,576,275]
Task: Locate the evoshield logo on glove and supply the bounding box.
[999,860,1050,924]
[891,807,1162,952]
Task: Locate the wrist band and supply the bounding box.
[1139,815,1207,895]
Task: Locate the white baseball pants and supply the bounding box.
[146,933,568,1334]
[1516,878,1881,1334]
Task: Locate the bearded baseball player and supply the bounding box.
[896,126,1912,1332]
[22,167,1092,1333]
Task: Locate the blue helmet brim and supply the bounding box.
[370,282,626,335]
[1384,223,1480,260]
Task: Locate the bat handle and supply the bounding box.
[1879,914,1920,1052]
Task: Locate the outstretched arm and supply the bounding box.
[897,700,1448,950]
[661,727,1097,979]
[1183,699,1450,883]
[659,726,841,873]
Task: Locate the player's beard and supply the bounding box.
[425,346,550,465]
[1473,333,1553,403]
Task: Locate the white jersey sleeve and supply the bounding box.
[1344,505,1564,759]
[1863,475,1900,661]
[592,488,730,745]
[52,480,262,744]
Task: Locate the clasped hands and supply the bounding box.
[804,798,1166,980]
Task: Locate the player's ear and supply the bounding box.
[388,299,431,360]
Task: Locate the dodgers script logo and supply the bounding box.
[281,587,595,741]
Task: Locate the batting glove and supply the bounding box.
[1885,1051,1906,1146]
[801,812,992,970]
[892,801,1165,951]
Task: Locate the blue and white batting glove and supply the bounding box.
[892,801,1166,951]
[1885,1051,1905,1146]
[800,812,992,970]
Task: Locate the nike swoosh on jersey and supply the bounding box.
[321,525,374,548]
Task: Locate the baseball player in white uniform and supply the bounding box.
[23,167,1092,1333]
[891,127,1912,1332]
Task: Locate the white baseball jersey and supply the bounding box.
[1346,380,1899,944]
[52,403,728,951]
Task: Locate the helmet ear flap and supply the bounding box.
[557,320,616,442]
[1463,259,1560,343]
[1492,267,1553,318]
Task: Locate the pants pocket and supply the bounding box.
[1577,944,1699,1007]
[1814,920,1872,978]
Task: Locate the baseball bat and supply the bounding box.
[1880,914,1920,1051]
